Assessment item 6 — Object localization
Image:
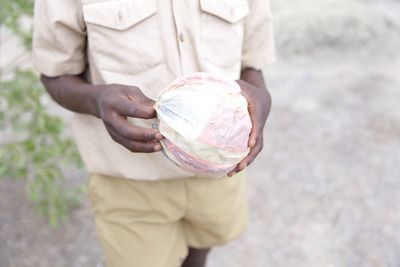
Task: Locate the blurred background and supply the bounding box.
[1,0,399,266]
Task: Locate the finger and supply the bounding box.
[227,162,246,177]
[114,98,156,119]
[227,161,244,177]
[107,127,162,153]
[140,94,156,107]
[127,140,162,153]
[227,142,263,177]
[245,97,261,148]
[104,112,163,141]
[240,142,263,168]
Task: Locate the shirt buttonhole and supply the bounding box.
[179,33,184,42]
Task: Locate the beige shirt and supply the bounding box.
[32,0,276,180]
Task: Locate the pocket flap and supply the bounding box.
[200,0,249,23]
[83,0,157,30]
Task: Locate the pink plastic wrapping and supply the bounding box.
[155,72,252,177]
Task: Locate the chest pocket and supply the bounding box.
[199,0,249,68]
[82,0,163,74]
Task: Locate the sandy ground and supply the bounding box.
[1,0,400,266]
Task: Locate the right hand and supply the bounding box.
[95,84,163,153]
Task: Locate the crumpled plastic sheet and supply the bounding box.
[154,72,252,177]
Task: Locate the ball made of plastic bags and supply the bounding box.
[154,72,252,177]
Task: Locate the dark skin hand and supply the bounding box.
[41,70,269,267]
[40,68,270,172]
[180,68,271,266]
[40,74,163,153]
[228,68,272,177]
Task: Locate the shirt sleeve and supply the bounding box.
[32,0,87,77]
[241,0,276,70]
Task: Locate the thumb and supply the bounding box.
[125,86,156,107]
[116,98,156,119]
[140,93,156,107]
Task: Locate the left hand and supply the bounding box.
[227,79,272,177]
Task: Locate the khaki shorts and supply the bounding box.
[87,172,248,267]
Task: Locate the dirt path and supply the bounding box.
[1,0,400,266]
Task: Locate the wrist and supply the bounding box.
[84,83,105,119]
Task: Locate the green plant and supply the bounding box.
[0,0,34,48]
[0,0,84,226]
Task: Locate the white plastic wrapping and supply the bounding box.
[155,72,252,177]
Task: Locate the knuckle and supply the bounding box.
[129,143,139,152]
[143,131,153,141]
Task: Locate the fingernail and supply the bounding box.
[155,133,163,140]
[154,144,161,151]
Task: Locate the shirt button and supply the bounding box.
[179,33,184,42]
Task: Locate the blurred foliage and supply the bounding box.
[0,0,84,226]
[0,0,34,48]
